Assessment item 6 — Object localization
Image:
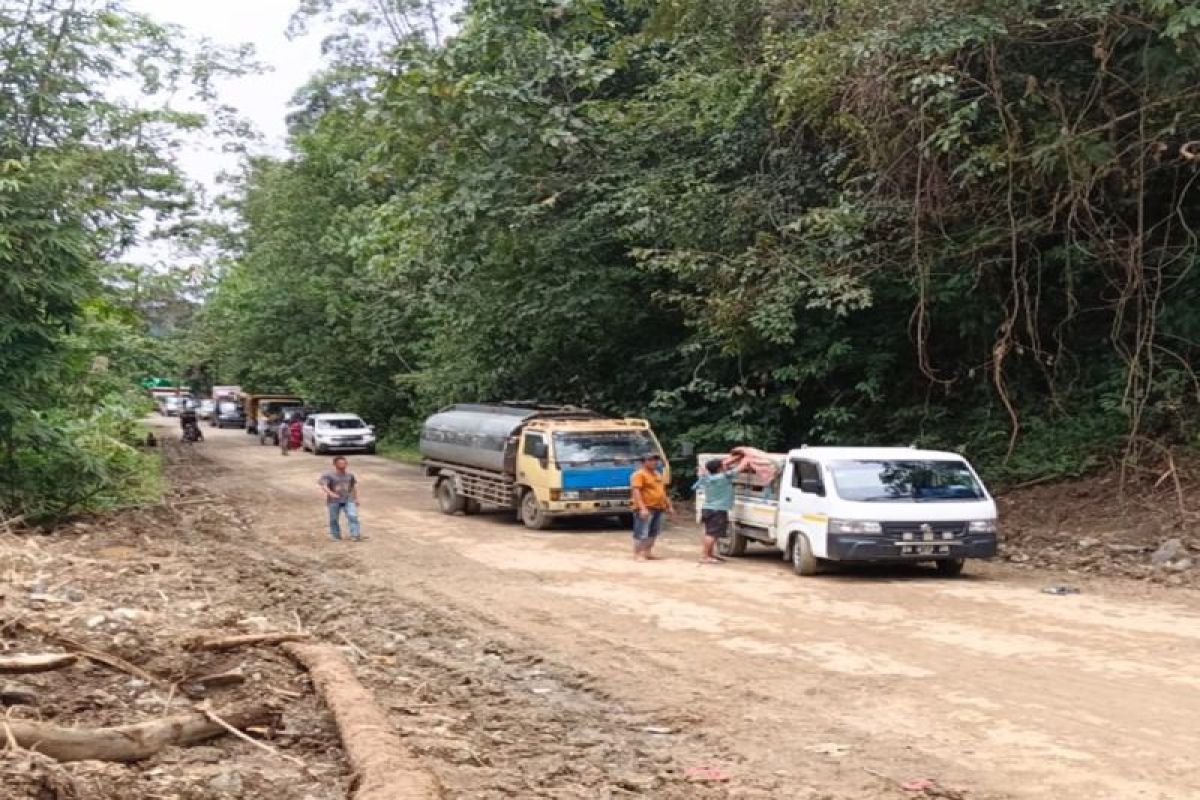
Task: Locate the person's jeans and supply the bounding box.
[327,501,361,540]
[631,510,665,542]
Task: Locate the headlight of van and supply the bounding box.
[828,519,883,535]
[968,520,997,533]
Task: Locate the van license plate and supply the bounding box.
[904,544,948,555]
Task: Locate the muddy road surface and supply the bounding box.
[175,420,1200,799]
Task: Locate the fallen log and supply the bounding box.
[0,653,77,675]
[284,642,441,800]
[4,703,275,762]
[186,632,311,652]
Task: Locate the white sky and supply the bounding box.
[127,0,327,189]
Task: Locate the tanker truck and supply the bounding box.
[420,403,669,530]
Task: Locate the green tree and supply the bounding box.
[0,0,255,520]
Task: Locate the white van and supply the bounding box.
[697,447,998,576]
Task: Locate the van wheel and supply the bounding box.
[436,479,466,515]
[790,533,818,576]
[718,527,748,557]
[936,558,965,577]
[520,491,551,530]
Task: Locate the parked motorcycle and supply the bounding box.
[182,421,204,443]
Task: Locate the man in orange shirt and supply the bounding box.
[630,453,673,560]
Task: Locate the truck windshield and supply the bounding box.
[829,460,985,502]
[553,431,657,464]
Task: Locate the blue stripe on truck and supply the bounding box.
[561,465,638,490]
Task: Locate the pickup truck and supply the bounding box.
[698,446,998,576]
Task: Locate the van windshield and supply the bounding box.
[553,431,657,464]
[829,460,985,502]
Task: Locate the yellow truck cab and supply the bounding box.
[421,403,668,529]
[242,393,304,435]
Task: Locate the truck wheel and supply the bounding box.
[718,527,748,557]
[464,499,482,515]
[436,479,467,515]
[520,491,552,530]
[615,513,634,529]
[935,558,965,577]
[790,533,818,576]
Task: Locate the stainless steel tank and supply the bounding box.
[420,404,600,473]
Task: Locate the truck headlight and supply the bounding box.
[968,520,997,533]
[561,491,581,500]
[828,519,882,535]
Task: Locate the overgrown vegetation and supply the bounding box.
[195,0,1200,484]
[0,1,247,523]
[6,1,1200,511]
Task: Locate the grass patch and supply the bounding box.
[376,436,422,465]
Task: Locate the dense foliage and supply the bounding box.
[0,1,244,522]
[198,1,1200,482]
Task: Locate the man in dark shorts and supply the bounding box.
[692,457,740,564]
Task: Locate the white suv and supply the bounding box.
[302,413,377,455]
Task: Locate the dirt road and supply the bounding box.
[182,420,1200,799]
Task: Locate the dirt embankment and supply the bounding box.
[0,444,755,799]
[998,468,1200,587]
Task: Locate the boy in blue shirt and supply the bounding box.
[692,457,741,564]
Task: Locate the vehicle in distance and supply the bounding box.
[198,398,216,420]
[212,399,246,429]
[420,403,668,530]
[302,413,376,455]
[698,446,998,577]
[148,386,189,414]
[260,406,312,445]
[242,394,303,434]
[160,394,194,417]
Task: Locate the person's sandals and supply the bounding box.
[697,557,723,565]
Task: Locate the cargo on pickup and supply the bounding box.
[698,446,999,576]
[421,403,668,530]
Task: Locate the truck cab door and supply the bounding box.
[517,431,553,503]
[786,459,831,557]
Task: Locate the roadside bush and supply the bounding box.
[6,397,161,525]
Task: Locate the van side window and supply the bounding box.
[793,461,823,493]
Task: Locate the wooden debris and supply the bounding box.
[193,667,246,688]
[185,632,311,653]
[199,701,312,776]
[17,624,162,686]
[4,702,276,762]
[284,641,441,800]
[0,653,78,675]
